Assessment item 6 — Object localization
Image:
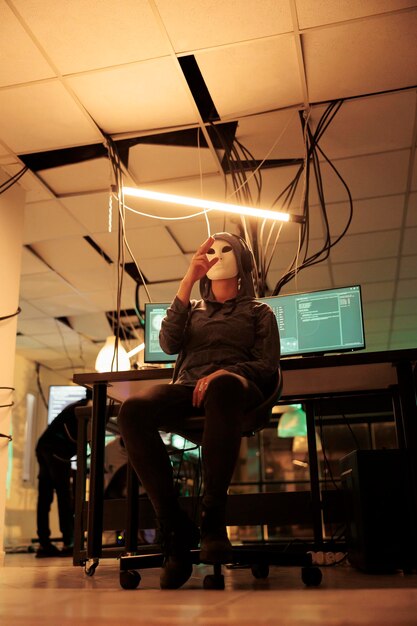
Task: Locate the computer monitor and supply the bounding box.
[144,285,365,362]
[144,302,177,364]
[259,285,365,357]
[47,385,87,424]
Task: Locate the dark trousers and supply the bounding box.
[36,444,74,547]
[117,374,263,518]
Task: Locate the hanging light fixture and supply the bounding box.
[122,187,305,224]
[95,336,144,372]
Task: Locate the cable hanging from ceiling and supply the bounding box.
[270,99,353,295]
[0,166,28,196]
[103,132,149,367]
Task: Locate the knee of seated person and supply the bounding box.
[207,373,244,398]
[117,396,151,431]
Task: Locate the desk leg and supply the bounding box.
[305,402,324,549]
[395,360,417,565]
[73,412,88,565]
[125,462,139,552]
[86,382,107,560]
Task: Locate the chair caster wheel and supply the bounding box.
[120,569,141,590]
[251,563,269,579]
[301,566,322,587]
[84,559,99,577]
[203,574,225,590]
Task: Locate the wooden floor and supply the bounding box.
[1,553,417,625]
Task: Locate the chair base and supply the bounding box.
[118,546,322,589]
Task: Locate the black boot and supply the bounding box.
[200,503,233,564]
[158,508,200,590]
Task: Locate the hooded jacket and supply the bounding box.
[159,233,280,397]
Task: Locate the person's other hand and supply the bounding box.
[192,369,230,407]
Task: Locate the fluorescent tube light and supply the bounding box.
[122,187,304,224]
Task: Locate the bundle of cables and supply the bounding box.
[269,100,353,295]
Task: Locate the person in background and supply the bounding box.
[118,233,280,588]
[35,388,92,558]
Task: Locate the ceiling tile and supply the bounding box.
[396,278,417,298]
[68,313,112,342]
[18,299,49,320]
[196,36,304,118]
[364,317,391,333]
[60,192,113,234]
[400,254,417,278]
[316,195,405,239]
[407,192,417,226]
[0,81,102,153]
[310,151,411,205]
[128,144,219,184]
[138,281,199,305]
[389,328,417,346]
[303,12,417,102]
[28,293,100,317]
[394,297,417,315]
[32,237,111,273]
[360,282,395,302]
[167,218,234,253]
[37,158,110,195]
[401,227,417,255]
[30,330,87,350]
[314,91,417,158]
[392,314,417,331]
[156,0,293,51]
[0,1,55,87]
[83,284,137,313]
[138,255,190,282]
[95,226,181,261]
[66,58,198,134]
[411,154,417,191]
[17,318,73,336]
[266,264,332,293]
[236,109,305,161]
[58,265,121,294]
[364,332,389,350]
[363,300,393,319]
[296,0,417,29]
[15,335,46,350]
[329,230,401,263]
[20,247,49,275]
[15,345,62,360]
[11,0,170,74]
[332,258,397,285]
[23,200,86,244]
[19,271,77,300]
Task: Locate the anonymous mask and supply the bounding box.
[206,238,238,280]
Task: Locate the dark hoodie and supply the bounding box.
[159,232,280,397]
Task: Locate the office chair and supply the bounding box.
[118,367,323,590]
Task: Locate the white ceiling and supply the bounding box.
[0,0,416,379]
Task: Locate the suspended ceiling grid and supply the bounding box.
[0,0,416,378]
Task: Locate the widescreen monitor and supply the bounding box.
[144,285,365,362]
[47,385,87,424]
[259,285,365,357]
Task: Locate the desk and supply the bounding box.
[73,348,417,565]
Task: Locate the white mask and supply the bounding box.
[206,238,238,280]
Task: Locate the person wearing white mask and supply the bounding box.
[118,232,280,589]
